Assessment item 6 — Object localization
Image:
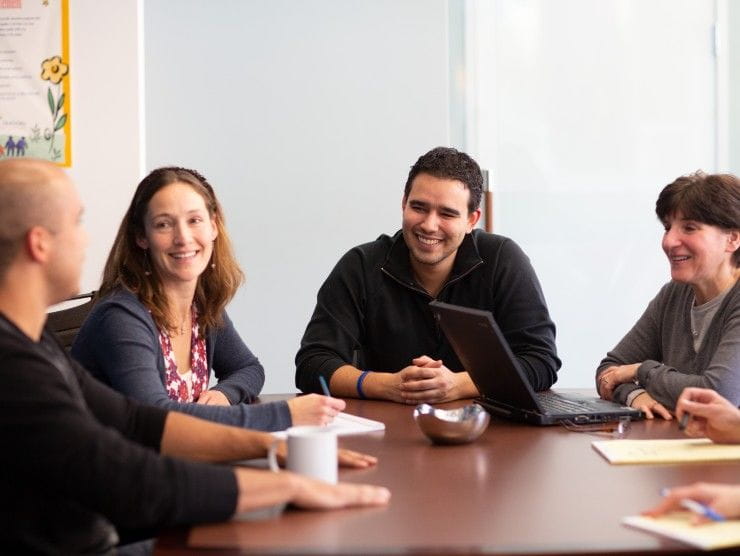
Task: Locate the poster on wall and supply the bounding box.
[0,0,70,166]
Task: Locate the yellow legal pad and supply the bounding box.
[623,513,740,550]
[592,438,740,465]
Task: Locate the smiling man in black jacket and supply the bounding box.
[0,158,389,555]
[296,147,560,404]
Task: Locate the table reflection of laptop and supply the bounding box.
[429,300,642,426]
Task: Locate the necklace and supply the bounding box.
[172,314,191,336]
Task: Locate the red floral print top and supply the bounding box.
[160,306,209,402]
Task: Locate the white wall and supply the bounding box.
[730,0,740,172]
[143,0,451,393]
[67,0,144,293]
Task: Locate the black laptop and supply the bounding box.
[429,300,642,426]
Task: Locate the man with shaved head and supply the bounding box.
[0,160,87,318]
[0,159,389,554]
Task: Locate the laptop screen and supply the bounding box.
[429,300,542,414]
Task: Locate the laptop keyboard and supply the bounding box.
[537,391,595,413]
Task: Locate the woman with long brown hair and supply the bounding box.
[72,167,342,430]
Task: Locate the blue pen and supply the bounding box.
[318,375,332,397]
[660,488,725,522]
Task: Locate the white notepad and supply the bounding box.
[272,412,385,439]
[592,438,740,465]
[623,513,740,550]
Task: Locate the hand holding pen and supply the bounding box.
[673,496,725,522]
[638,389,740,524]
[286,378,345,426]
[659,488,724,522]
[642,484,738,524]
[674,387,740,444]
[677,412,690,431]
[318,375,332,398]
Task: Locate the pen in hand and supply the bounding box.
[678,499,725,522]
[316,375,340,426]
[660,488,725,522]
[678,412,690,431]
[318,375,332,398]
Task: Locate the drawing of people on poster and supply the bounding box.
[0,0,71,165]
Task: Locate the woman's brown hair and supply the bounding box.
[656,171,740,267]
[98,167,244,332]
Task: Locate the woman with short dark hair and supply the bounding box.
[596,171,740,418]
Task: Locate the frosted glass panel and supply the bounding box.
[471,0,717,387]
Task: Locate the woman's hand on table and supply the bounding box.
[196,389,231,406]
[630,391,672,420]
[597,364,640,400]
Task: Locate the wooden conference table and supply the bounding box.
[155,393,740,555]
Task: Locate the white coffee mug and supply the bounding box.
[285,426,338,484]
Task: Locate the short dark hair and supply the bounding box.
[656,171,740,266]
[404,147,483,213]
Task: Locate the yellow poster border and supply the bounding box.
[60,0,71,167]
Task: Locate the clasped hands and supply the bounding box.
[598,363,671,420]
[384,355,461,404]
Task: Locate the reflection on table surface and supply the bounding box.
[155,392,740,555]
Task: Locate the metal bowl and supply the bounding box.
[413,403,490,445]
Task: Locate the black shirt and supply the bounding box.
[296,229,560,393]
[0,314,237,554]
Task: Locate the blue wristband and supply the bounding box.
[357,370,370,399]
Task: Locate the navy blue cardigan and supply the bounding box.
[71,289,291,431]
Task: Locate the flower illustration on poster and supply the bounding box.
[0,1,71,165]
[40,55,68,159]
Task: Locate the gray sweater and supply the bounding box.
[597,280,740,409]
[71,289,292,431]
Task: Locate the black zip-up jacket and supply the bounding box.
[295,229,560,393]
